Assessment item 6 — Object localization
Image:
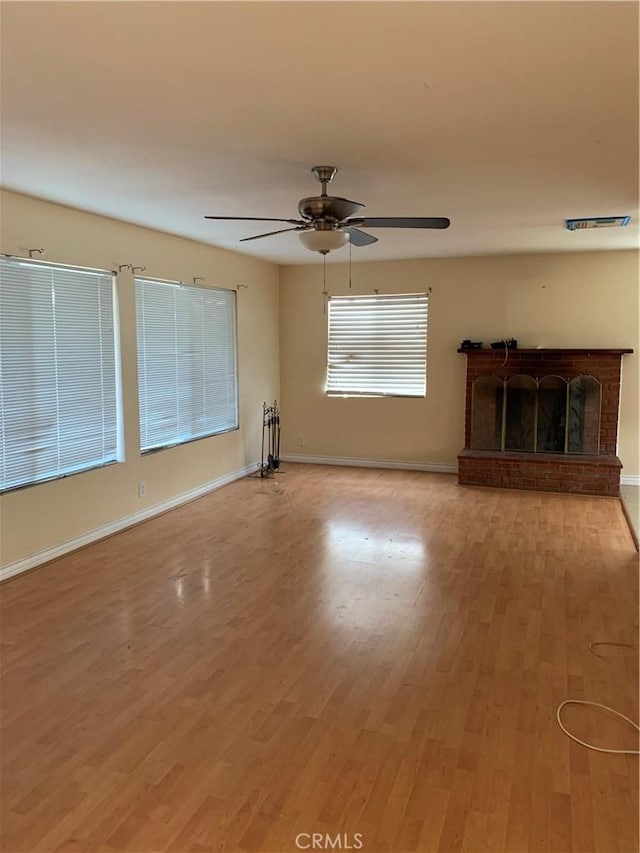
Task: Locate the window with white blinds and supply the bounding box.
[0,256,121,492]
[327,293,428,397]
[135,278,238,452]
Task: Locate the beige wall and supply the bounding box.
[0,190,280,567]
[2,194,637,571]
[279,250,638,474]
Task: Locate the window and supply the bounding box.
[327,293,428,397]
[0,256,121,492]
[135,277,238,452]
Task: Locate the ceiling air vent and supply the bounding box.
[566,216,630,231]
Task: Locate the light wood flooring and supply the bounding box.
[1,465,638,852]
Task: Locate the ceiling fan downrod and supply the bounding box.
[311,165,338,197]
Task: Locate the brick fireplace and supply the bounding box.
[457,348,633,496]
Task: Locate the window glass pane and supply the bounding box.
[135,278,238,451]
[0,257,120,491]
[327,293,428,397]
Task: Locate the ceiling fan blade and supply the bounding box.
[348,217,451,230]
[346,227,378,247]
[205,215,305,225]
[240,226,308,243]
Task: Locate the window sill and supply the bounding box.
[140,424,239,455]
[326,392,426,399]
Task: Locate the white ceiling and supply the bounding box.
[1,1,638,265]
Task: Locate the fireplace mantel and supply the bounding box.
[457,346,633,496]
[457,348,634,355]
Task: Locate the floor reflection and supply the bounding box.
[320,518,428,632]
[326,518,426,563]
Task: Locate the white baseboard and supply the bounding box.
[280,454,457,474]
[621,474,640,486]
[282,455,639,484]
[0,463,257,583]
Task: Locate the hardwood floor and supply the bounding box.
[1,464,638,852]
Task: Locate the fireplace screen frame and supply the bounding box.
[470,373,602,455]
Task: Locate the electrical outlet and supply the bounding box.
[138,481,146,498]
[297,435,305,447]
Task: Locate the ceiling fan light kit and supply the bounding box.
[205,166,450,255]
[298,228,350,254]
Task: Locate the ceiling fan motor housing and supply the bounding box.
[298,196,364,224]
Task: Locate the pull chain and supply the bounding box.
[322,253,328,314]
[348,239,352,288]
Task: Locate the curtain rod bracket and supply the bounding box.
[28,248,44,258]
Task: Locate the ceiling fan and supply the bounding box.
[204,166,450,254]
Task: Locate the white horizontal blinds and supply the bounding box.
[0,257,119,491]
[327,293,428,397]
[136,278,238,452]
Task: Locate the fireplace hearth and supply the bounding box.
[458,348,633,496]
